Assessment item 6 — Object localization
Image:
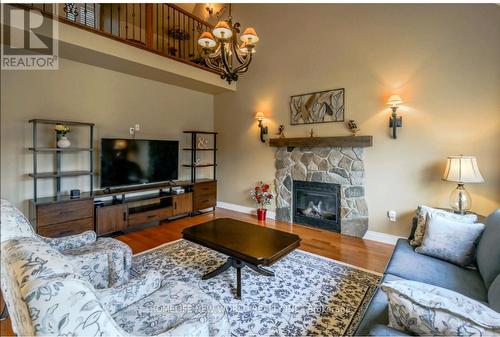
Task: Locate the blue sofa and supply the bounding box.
[355,209,500,336]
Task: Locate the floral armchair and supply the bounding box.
[1,234,229,336]
[0,199,131,289]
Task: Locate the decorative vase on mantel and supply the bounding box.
[57,135,71,148]
[257,208,267,221]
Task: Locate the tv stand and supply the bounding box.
[95,183,193,236]
[29,179,217,238]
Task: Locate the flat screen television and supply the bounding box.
[100,138,178,188]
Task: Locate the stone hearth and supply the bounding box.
[275,146,368,237]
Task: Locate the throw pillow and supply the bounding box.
[410,205,478,247]
[381,280,500,336]
[415,213,485,266]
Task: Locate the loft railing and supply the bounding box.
[19,3,214,72]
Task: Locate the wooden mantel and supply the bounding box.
[269,136,373,148]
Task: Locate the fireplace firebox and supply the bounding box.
[293,180,341,232]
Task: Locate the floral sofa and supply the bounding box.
[1,200,230,336]
[1,199,132,289]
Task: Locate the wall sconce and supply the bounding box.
[205,3,227,19]
[205,3,214,15]
[387,94,403,139]
[255,112,268,143]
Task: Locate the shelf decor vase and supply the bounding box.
[257,208,267,221]
[57,135,71,148]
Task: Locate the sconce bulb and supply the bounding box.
[387,94,403,107]
[255,111,265,121]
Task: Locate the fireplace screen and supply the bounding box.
[293,180,341,232]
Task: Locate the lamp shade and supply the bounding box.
[239,42,256,54]
[442,155,484,183]
[240,27,259,44]
[198,31,216,48]
[387,95,403,106]
[213,20,233,39]
[255,112,265,120]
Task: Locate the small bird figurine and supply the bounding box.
[346,120,360,136]
[277,125,286,138]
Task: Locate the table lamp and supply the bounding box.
[442,155,484,214]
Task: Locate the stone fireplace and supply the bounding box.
[275,145,369,237]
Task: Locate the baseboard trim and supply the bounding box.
[216,201,400,245]
[363,231,401,245]
[216,201,276,220]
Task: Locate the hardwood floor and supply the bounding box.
[0,208,394,336]
[117,208,394,272]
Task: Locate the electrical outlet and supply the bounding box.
[129,127,135,135]
[388,210,397,222]
[135,124,141,131]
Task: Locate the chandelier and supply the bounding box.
[197,5,259,84]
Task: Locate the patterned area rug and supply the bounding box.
[132,239,381,336]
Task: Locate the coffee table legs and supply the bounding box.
[202,259,232,280]
[234,259,243,299]
[202,257,274,299]
[246,263,275,277]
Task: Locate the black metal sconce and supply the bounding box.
[255,112,268,143]
[205,4,214,15]
[387,95,403,139]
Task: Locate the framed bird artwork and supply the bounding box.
[290,88,345,125]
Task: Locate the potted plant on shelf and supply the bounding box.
[251,181,274,221]
[55,124,71,148]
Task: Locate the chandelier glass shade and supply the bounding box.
[198,7,259,84]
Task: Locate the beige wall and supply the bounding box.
[1,58,214,213]
[214,4,500,236]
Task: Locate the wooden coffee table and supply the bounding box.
[182,218,301,299]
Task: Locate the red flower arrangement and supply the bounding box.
[251,181,274,209]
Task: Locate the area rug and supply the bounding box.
[132,239,381,336]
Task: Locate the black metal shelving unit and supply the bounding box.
[29,119,95,202]
[182,130,217,183]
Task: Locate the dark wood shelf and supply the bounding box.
[29,119,95,126]
[30,193,94,205]
[123,192,170,204]
[183,130,218,134]
[128,204,172,215]
[182,164,217,168]
[182,148,218,151]
[94,181,191,198]
[29,147,94,152]
[93,179,215,198]
[269,136,373,148]
[29,171,94,178]
[30,179,216,205]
